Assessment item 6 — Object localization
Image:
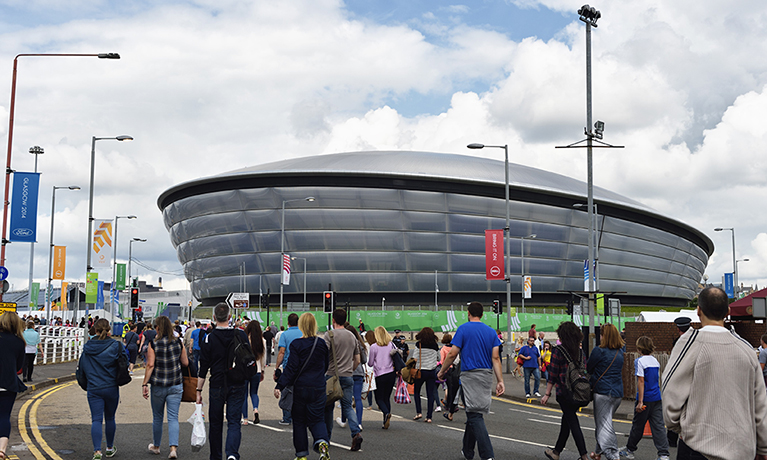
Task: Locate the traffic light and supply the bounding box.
[492,299,501,314]
[323,291,334,313]
[566,297,574,316]
[130,288,140,309]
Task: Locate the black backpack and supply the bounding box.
[115,343,132,386]
[225,331,257,383]
[557,345,591,407]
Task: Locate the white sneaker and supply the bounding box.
[335,416,347,428]
[525,393,531,398]
[657,456,670,460]
[534,392,542,397]
[618,447,635,460]
[435,406,442,412]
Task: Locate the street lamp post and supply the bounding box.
[714,227,737,296]
[27,146,44,309]
[279,196,315,328]
[736,258,749,294]
[574,203,600,290]
[46,185,80,323]
[0,52,120,301]
[127,238,146,282]
[291,256,307,304]
[467,142,512,372]
[85,135,133,318]
[112,215,136,315]
[521,234,537,314]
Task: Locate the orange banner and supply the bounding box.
[61,281,68,310]
[53,246,66,280]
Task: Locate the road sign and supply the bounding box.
[0,302,16,313]
[0,266,7,281]
[226,292,249,309]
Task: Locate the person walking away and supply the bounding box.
[440,333,461,421]
[438,302,505,460]
[189,321,205,375]
[196,303,249,460]
[617,336,669,460]
[663,286,767,460]
[0,313,28,460]
[141,316,189,458]
[262,325,274,368]
[666,316,691,448]
[368,326,396,429]
[323,309,363,451]
[140,324,157,367]
[519,336,542,398]
[276,314,302,426]
[123,323,140,375]
[541,321,589,460]
[528,324,537,339]
[410,327,440,423]
[364,331,377,410]
[338,324,367,430]
[242,321,266,425]
[586,323,625,460]
[81,318,126,460]
[22,321,40,382]
[274,313,330,460]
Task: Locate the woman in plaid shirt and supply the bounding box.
[141,316,189,458]
[541,321,589,460]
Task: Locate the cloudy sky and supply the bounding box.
[0,0,764,298]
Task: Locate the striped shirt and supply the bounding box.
[410,343,440,371]
[150,337,183,387]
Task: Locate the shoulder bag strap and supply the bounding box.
[289,336,318,386]
[594,349,618,385]
[418,342,423,372]
[329,331,340,379]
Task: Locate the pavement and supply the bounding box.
[22,356,639,420]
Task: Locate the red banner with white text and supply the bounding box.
[485,229,504,280]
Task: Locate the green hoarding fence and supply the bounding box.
[240,309,636,333]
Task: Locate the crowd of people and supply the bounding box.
[2,287,767,460]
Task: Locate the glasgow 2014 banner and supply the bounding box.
[9,172,40,242]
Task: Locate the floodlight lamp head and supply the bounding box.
[578,4,601,26]
[714,227,724,232]
[305,196,315,202]
[467,143,485,150]
[116,135,133,141]
[594,120,605,139]
[68,186,81,190]
[97,53,121,59]
[29,146,44,155]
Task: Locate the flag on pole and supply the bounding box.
[523,276,532,299]
[281,254,291,285]
[583,259,589,291]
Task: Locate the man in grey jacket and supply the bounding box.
[662,287,767,460]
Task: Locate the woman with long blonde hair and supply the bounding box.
[0,312,27,460]
[367,326,396,429]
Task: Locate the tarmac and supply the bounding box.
[21,357,639,420]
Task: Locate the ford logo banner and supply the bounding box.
[12,228,34,237]
[9,172,40,243]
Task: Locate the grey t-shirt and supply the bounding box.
[323,328,360,377]
[760,350,767,377]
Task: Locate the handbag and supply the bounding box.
[394,375,411,404]
[181,364,198,402]
[412,342,423,380]
[325,331,344,407]
[115,342,132,386]
[390,343,406,373]
[279,336,319,411]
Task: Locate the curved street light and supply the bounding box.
[46,185,80,322]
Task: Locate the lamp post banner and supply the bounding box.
[281,254,291,285]
[91,219,113,277]
[9,172,40,243]
[96,281,105,309]
[724,272,734,298]
[53,246,66,280]
[485,229,504,280]
[85,272,98,303]
[115,263,126,290]
[523,276,532,299]
[61,281,68,310]
[30,282,39,310]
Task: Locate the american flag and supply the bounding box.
[282,254,291,285]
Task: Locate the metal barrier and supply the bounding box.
[37,326,85,365]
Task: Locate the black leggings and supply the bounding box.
[0,392,16,438]
[24,353,35,380]
[554,395,587,456]
[374,371,396,420]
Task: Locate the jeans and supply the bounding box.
[342,375,364,425]
[677,439,709,459]
[242,372,261,419]
[87,386,119,452]
[192,349,201,375]
[523,367,540,395]
[292,386,329,457]
[24,353,35,380]
[554,395,588,456]
[413,369,437,419]
[462,411,494,460]
[325,375,360,440]
[208,384,247,460]
[593,393,622,459]
[626,400,669,457]
[150,383,183,447]
[374,371,396,422]
[0,392,16,438]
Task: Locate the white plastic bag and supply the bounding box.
[187,403,206,451]
[361,364,376,397]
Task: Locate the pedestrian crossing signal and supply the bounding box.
[492,299,501,314]
[323,291,334,313]
[130,288,139,309]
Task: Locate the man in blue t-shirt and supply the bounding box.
[275,313,302,425]
[519,336,542,398]
[438,302,504,460]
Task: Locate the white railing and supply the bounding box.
[37,326,85,364]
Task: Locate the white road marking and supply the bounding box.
[256,424,285,432]
[439,425,549,448]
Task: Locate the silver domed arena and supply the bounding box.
[157,151,713,307]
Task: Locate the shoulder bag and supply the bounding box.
[279,336,318,411]
[180,339,198,402]
[390,342,406,373]
[591,348,619,398]
[115,342,132,386]
[325,331,344,407]
[412,343,423,380]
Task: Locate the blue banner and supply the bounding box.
[724,273,734,298]
[97,281,105,309]
[9,172,40,242]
